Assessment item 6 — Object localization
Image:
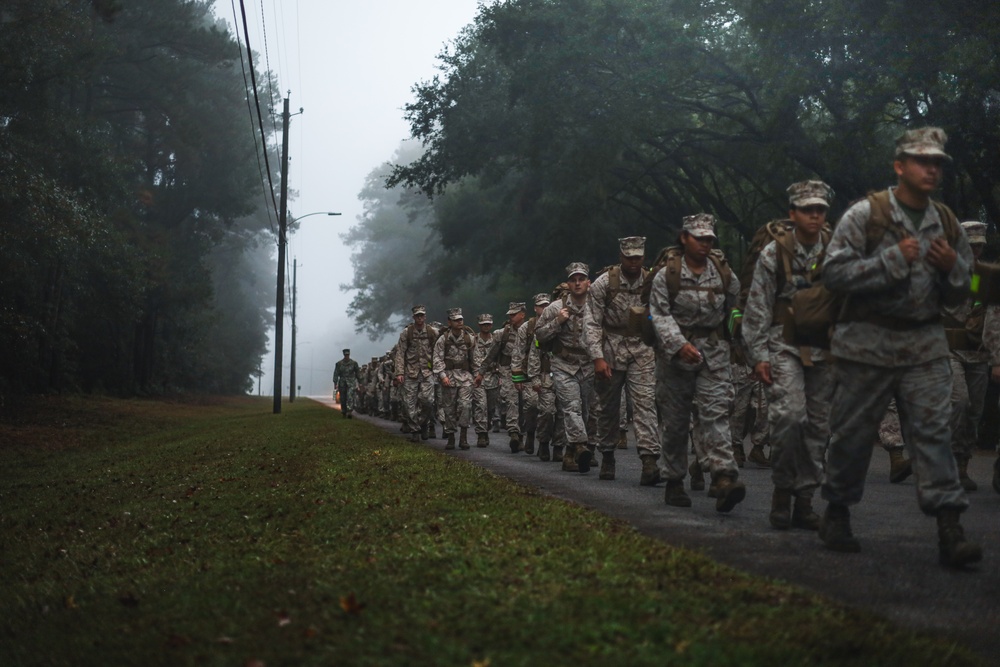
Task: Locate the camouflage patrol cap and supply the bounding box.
[682,213,717,238]
[552,282,569,300]
[962,220,987,245]
[447,307,464,321]
[371,357,378,363]
[895,126,951,161]
[533,292,551,306]
[787,180,834,208]
[566,262,589,278]
[411,305,427,316]
[618,236,646,257]
[506,301,526,316]
[342,348,350,355]
[478,313,494,325]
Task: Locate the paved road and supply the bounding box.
[313,397,999,659]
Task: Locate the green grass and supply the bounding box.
[0,396,983,666]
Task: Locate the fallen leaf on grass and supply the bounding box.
[64,595,77,610]
[215,636,235,644]
[675,639,691,654]
[277,611,292,627]
[339,593,365,615]
[472,659,491,667]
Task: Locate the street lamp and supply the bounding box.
[287,211,341,404]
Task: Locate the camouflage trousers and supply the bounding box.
[402,376,436,432]
[949,356,988,463]
[877,399,903,449]
[440,385,473,434]
[472,385,499,434]
[551,367,596,445]
[337,382,358,414]
[823,357,969,514]
[594,362,658,456]
[656,358,738,482]
[521,377,540,434]
[763,349,832,495]
[498,369,521,435]
[434,383,445,429]
[536,382,567,447]
[730,363,769,451]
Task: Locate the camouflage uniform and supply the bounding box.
[742,182,835,504]
[477,303,526,446]
[394,306,439,438]
[471,314,500,438]
[583,238,659,464]
[536,263,597,469]
[822,189,971,515]
[332,351,361,417]
[512,293,553,454]
[649,215,743,497]
[729,362,770,458]
[526,317,565,456]
[432,309,476,444]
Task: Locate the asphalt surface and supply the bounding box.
[313,397,999,660]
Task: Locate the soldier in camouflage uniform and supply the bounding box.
[477,302,526,452]
[525,295,564,463]
[982,302,1000,494]
[583,236,661,485]
[332,348,361,418]
[433,308,476,450]
[649,214,746,512]
[742,180,837,530]
[394,305,439,443]
[536,263,597,473]
[945,221,989,491]
[820,127,979,567]
[471,314,499,447]
[512,293,552,455]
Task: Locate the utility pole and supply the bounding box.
[290,258,298,403]
[272,95,291,414]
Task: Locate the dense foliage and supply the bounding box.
[387,0,1000,290]
[0,0,279,397]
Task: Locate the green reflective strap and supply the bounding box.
[727,309,742,334]
[971,273,981,294]
[511,374,526,383]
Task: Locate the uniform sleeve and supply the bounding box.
[648,270,686,357]
[583,274,608,361]
[393,330,408,376]
[535,302,562,342]
[511,323,529,375]
[432,336,446,377]
[823,200,911,293]
[741,242,779,366]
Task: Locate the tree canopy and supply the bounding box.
[388,0,1000,287]
[0,0,280,398]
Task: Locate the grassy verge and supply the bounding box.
[0,396,983,666]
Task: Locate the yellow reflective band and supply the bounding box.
[971,273,981,294]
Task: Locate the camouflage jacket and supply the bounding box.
[582,267,654,369]
[394,324,438,380]
[432,329,476,387]
[535,296,593,376]
[824,188,971,367]
[742,237,830,366]
[648,254,740,371]
[472,331,501,389]
[333,358,360,386]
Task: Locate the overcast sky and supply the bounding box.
[222,0,481,397]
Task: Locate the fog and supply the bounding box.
[226,0,481,398]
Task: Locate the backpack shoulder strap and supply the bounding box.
[865,190,897,255]
[932,200,960,246]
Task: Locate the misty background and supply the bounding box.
[2,0,998,405]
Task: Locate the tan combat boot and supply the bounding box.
[599,451,616,480]
[937,508,982,568]
[664,479,692,507]
[476,432,489,447]
[524,431,536,455]
[458,427,470,450]
[617,431,628,449]
[562,444,579,472]
[714,476,746,513]
[747,445,770,467]
[640,455,660,486]
[689,459,705,491]
[792,494,820,531]
[538,441,551,461]
[957,457,977,492]
[445,432,456,450]
[819,503,860,553]
[508,432,522,453]
[576,443,593,474]
[769,487,792,530]
[887,447,912,483]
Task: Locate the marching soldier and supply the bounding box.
[433,308,476,450]
[394,305,439,442]
[332,348,361,418]
[477,302,526,452]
